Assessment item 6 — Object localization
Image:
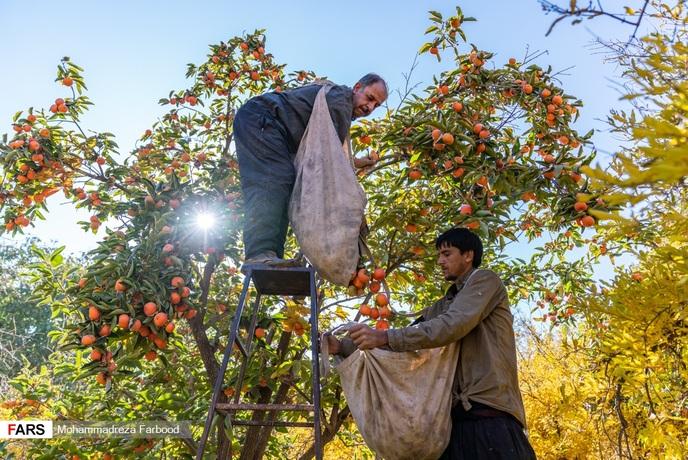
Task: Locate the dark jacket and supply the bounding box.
[240,83,354,154]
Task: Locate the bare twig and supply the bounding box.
[630,0,651,42]
[539,0,650,40]
[394,53,423,111]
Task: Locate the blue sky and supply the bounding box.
[0,0,642,277]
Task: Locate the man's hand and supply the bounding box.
[348,323,388,350]
[323,334,342,355]
[353,155,377,169]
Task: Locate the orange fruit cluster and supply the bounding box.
[430,127,455,152]
[358,292,391,330]
[349,268,390,330]
[76,272,199,385]
[349,267,385,297]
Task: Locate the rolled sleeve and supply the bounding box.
[387,270,502,352]
[386,328,407,351]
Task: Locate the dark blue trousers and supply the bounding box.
[234,102,295,259]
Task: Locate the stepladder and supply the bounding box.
[196,264,323,460]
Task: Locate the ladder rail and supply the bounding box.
[232,293,262,405]
[309,270,323,460]
[196,266,323,460]
[196,271,252,459]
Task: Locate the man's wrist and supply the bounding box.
[379,330,389,346]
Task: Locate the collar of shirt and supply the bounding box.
[445,267,476,300]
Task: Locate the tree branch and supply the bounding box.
[189,259,220,384]
[540,0,648,37]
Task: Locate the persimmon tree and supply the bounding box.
[0,6,600,459]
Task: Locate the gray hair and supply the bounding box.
[357,73,388,96]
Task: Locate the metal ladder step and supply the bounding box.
[229,420,315,428]
[196,264,323,460]
[215,403,316,412]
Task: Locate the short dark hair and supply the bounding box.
[435,228,483,268]
[357,73,388,96]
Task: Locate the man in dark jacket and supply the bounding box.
[234,74,387,267]
[326,228,537,459]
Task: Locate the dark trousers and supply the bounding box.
[439,402,537,460]
[234,103,295,259]
[239,181,292,259]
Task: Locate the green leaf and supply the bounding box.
[429,10,443,21]
[50,247,65,267]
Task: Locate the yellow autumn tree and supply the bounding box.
[521,2,688,458]
[518,326,612,459]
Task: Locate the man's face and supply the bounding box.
[437,243,474,281]
[352,81,387,119]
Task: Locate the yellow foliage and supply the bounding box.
[523,6,688,458]
[519,328,618,459]
[273,425,374,459]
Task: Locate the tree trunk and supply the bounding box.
[238,386,273,460]
[253,381,292,459]
[217,407,232,459]
[239,330,293,460]
[192,259,220,384]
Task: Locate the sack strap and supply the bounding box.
[358,235,372,260]
[295,84,334,155]
[312,78,336,89]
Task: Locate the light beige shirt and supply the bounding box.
[380,268,527,427]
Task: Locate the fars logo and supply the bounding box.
[0,421,53,438]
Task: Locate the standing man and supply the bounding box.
[233,74,388,267]
[327,228,537,459]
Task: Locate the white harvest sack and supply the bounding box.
[330,325,460,460]
[289,86,366,285]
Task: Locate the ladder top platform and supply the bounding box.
[242,264,315,296]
